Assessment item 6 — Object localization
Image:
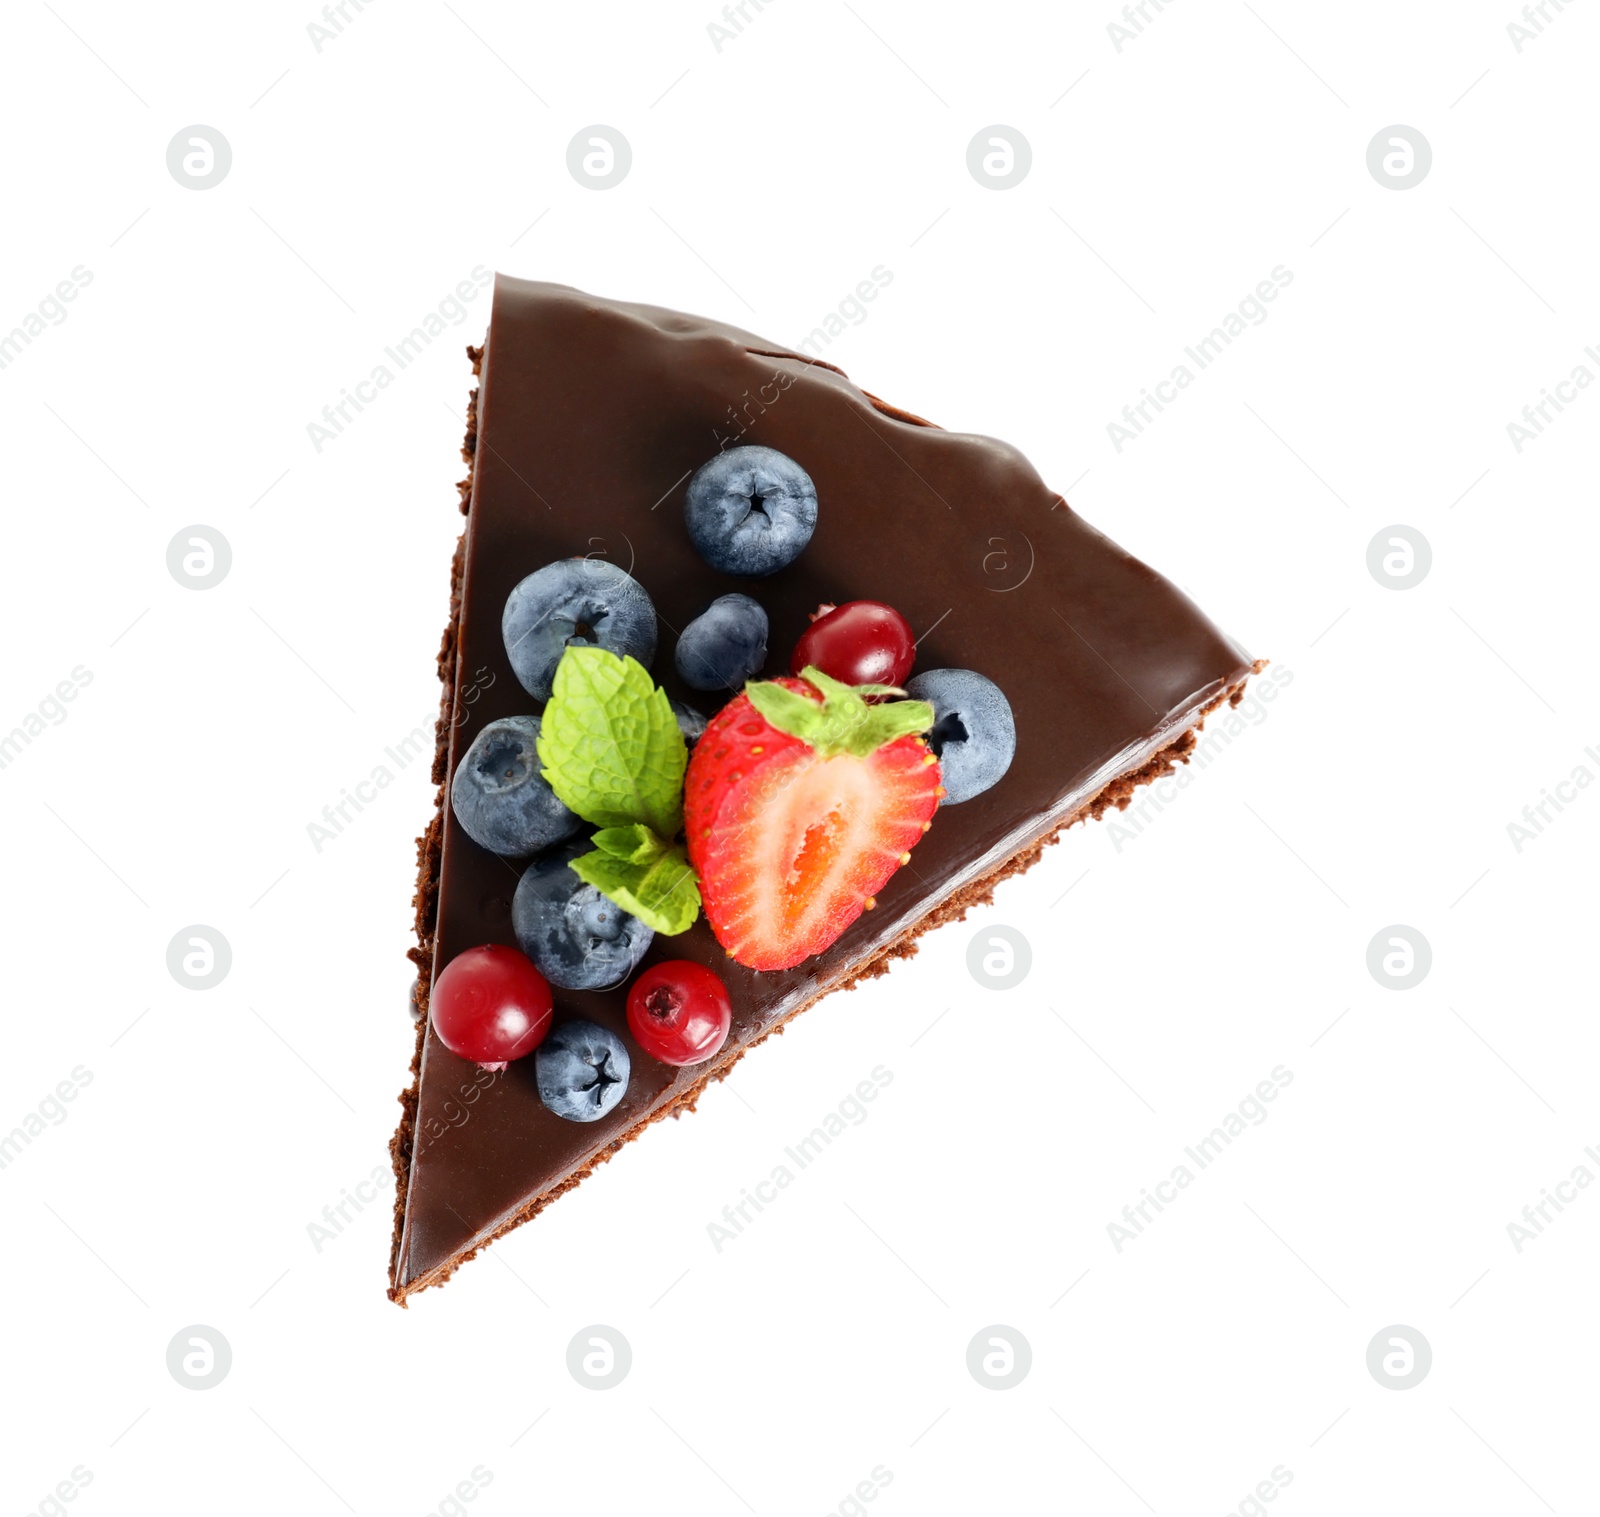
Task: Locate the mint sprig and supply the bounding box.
[590,822,672,866]
[537,648,701,936]
[747,665,934,759]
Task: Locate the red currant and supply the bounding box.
[431,944,553,1070]
[790,600,915,687]
[626,961,732,1067]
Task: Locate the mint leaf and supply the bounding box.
[570,844,701,936]
[747,664,934,759]
[590,824,669,866]
[537,648,687,838]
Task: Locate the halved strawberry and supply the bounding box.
[685,669,942,971]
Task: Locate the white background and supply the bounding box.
[2,1,1596,1513]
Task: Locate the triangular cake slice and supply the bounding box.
[389,278,1259,1302]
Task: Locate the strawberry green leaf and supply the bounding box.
[802,667,899,702]
[537,648,687,839]
[746,664,934,760]
[569,842,701,936]
[744,680,830,743]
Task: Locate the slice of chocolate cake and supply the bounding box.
[388,277,1259,1303]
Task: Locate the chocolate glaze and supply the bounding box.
[390,278,1255,1299]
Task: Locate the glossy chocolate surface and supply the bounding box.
[392,278,1253,1293]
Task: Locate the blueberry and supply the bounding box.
[512,842,654,990]
[675,593,769,692]
[502,559,657,701]
[451,715,581,857]
[536,1019,630,1123]
[684,445,817,576]
[904,669,1016,805]
[671,699,709,748]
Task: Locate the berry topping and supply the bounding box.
[904,669,1016,804]
[512,841,654,990]
[684,445,817,576]
[536,1020,631,1123]
[430,944,553,1071]
[675,593,769,692]
[685,668,940,970]
[789,600,915,687]
[670,698,709,749]
[451,715,583,857]
[502,559,657,701]
[626,961,732,1067]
